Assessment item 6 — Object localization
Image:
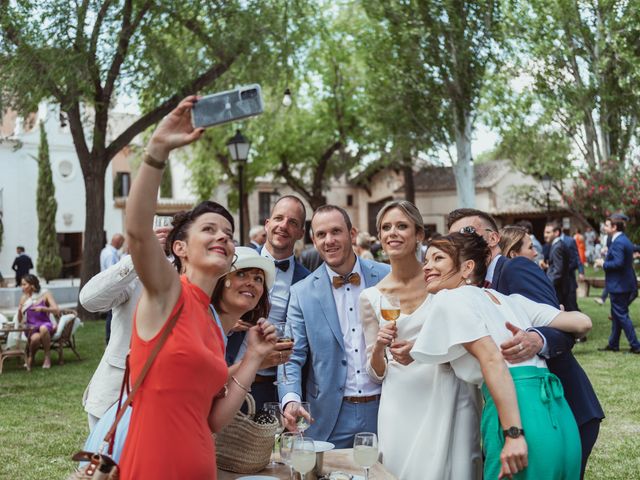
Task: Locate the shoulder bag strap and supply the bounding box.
[103,301,184,447]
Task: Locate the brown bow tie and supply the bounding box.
[332,272,361,289]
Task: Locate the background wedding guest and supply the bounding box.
[499,225,538,261]
[100,233,125,344]
[12,246,33,287]
[247,225,267,250]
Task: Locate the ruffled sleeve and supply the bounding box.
[411,287,491,366]
[359,288,386,383]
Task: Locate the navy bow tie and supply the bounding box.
[275,259,290,272]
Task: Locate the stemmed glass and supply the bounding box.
[274,322,294,385]
[294,401,312,435]
[380,293,401,324]
[353,432,378,480]
[263,402,285,467]
[280,432,303,480]
[291,436,316,480]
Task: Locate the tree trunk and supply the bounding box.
[453,112,475,207]
[402,153,415,204]
[78,156,107,320]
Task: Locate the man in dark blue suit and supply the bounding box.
[448,208,604,479]
[595,214,640,354]
[544,221,572,308]
[226,196,311,409]
[561,228,584,312]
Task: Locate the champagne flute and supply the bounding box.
[264,402,285,467]
[380,293,401,324]
[280,431,303,480]
[295,401,312,434]
[274,322,294,385]
[353,432,378,480]
[291,437,316,480]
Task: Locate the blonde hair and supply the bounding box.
[499,226,529,258]
[375,200,425,237]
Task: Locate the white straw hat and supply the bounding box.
[228,246,276,290]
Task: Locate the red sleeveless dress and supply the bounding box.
[120,276,227,479]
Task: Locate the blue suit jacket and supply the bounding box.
[603,233,637,294]
[492,255,604,425]
[562,234,584,275]
[278,258,390,441]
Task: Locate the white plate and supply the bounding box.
[236,476,279,480]
[237,476,279,480]
[314,440,335,453]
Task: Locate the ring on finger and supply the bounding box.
[279,351,283,362]
[519,344,524,352]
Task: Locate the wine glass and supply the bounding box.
[380,293,401,324]
[353,432,378,480]
[274,322,294,385]
[295,401,312,435]
[280,432,303,480]
[291,436,316,480]
[263,402,285,467]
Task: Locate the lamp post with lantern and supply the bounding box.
[226,129,251,244]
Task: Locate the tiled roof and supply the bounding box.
[403,160,512,192]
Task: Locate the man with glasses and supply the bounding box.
[446,208,603,479]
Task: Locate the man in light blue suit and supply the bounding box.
[595,214,640,354]
[279,205,390,447]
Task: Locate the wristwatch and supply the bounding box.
[503,426,525,439]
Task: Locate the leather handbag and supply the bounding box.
[66,304,183,479]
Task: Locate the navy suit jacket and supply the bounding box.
[492,255,604,425]
[603,233,637,294]
[562,234,584,275]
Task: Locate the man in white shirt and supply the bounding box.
[100,234,124,271]
[279,205,390,447]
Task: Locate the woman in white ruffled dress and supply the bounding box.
[360,201,482,480]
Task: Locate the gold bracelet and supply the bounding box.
[231,375,250,393]
[143,149,166,170]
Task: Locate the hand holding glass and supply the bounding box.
[380,294,401,324]
[353,432,378,480]
[295,401,312,434]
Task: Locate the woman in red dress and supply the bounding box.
[120,96,276,479]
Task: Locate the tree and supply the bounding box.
[492,1,640,170]
[362,0,503,207]
[35,121,62,282]
[0,1,298,316]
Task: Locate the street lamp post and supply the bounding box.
[226,129,251,244]
[541,174,552,218]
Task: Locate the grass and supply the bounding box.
[1,292,640,479]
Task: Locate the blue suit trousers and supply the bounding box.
[609,292,640,350]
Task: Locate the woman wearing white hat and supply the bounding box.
[211,246,294,409]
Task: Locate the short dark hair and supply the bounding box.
[428,232,491,286]
[516,220,533,234]
[311,205,353,233]
[447,208,499,232]
[211,268,271,325]
[17,246,25,253]
[545,220,562,234]
[166,201,235,273]
[271,195,307,225]
[21,274,41,293]
[606,217,626,232]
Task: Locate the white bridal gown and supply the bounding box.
[360,288,483,480]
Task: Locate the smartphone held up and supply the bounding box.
[191,84,264,129]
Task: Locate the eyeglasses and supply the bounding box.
[459,225,494,235]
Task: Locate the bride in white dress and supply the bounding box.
[360,201,482,480]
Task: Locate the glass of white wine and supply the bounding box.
[380,293,401,324]
[353,432,378,480]
[296,401,312,434]
[291,437,316,480]
[280,432,303,480]
[263,402,285,467]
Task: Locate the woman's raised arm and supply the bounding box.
[126,96,205,305]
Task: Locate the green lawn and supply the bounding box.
[1,294,639,479]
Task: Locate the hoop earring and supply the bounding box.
[224,280,231,288]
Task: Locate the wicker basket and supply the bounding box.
[215,393,279,474]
